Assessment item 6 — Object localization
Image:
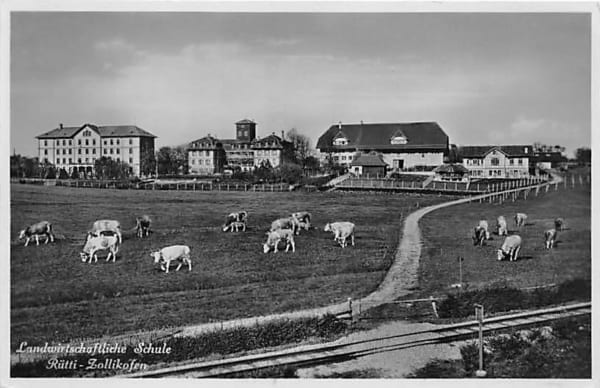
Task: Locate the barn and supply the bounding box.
[350,153,388,177]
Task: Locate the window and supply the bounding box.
[85,139,89,146]
[56,140,59,146]
[104,140,107,145]
[69,149,72,154]
[68,158,72,164]
[44,149,48,155]
[390,135,408,145]
[129,139,133,145]
[104,149,107,155]
[116,149,120,154]
[62,140,66,146]
[199,160,203,165]
[69,140,72,145]
[78,149,81,154]
[129,148,133,154]
[92,149,96,154]
[78,140,81,145]
[44,140,47,146]
[78,158,82,163]
[491,157,499,166]
[333,137,348,146]
[93,139,96,145]
[244,130,248,137]
[509,159,514,165]
[85,149,89,154]
[110,139,114,145]
[518,159,523,165]
[110,149,114,154]
[116,139,120,145]
[489,170,493,176]
[191,159,196,165]
[117,158,120,162]
[85,158,88,163]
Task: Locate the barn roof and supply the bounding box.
[350,153,388,167]
[316,122,449,151]
[459,145,533,158]
[235,119,256,125]
[37,124,156,139]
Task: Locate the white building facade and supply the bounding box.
[460,145,532,179]
[37,123,156,177]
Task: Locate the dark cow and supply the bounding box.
[472,226,486,246]
[136,215,152,238]
[18,221,55,247]
[223,211,248,232]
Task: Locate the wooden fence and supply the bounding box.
[50,179,290,192]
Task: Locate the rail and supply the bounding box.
[122,302,590,378]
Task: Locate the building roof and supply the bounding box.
[316,122,449,151]
[252,134,289,149]
[459,145,533,158]
[350,153,388,167]
[37,124,156,139]
[434,163,469,174]
[235,119,256,125]
[533,151,566,163]
[188,135,222,149]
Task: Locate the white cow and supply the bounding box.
[223,211,248,232]
[18,221,55,246]
[136,215,152,238]
[270,217,300,235]
[151,245,192,273]
[80,234,119,263]
[515,213,528,227]
[497,216,508,236]
[90,220,122,244]
[324,222,355,248]
[263,229,296,253]
[497,235,522,262]
[544,229,557,249]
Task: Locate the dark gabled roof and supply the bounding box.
[459,145,533,158]
[350,153,387,167]
[317,122,448,151]
[236,119,255,125]
[434,163,469,174]
[188,135,222,149]
[37,124,156,139]
[252,134,289,149]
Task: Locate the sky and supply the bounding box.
[10,12,591,157]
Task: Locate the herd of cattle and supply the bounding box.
[16,212,357,273]
[472,213,564,261]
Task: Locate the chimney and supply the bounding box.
[281,130,285,140]
[59,123,63,129]
[338,121,342,129]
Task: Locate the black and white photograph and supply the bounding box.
[2,1,597,384]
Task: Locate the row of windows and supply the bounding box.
[191,150,212,157]
[190,159,213,165]
[55,157,134,165]
[44,138,135,146]
[45,148,135,155]
[466,158,526,166]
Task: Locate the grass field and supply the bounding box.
[416,184,591,295]
[10,185,447,349]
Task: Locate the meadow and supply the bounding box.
[10,184,446,349]
[417,183,591,294]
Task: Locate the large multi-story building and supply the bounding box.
[459,145,533,179]
[36,123,156,177]
[316,121,449,172]
[187,119,294,174]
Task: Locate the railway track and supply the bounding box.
[122,301,590,378]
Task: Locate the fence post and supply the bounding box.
[474,304,486,377]
[430,296,439,319]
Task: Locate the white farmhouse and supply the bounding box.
[460,145,533,179]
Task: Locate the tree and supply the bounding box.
[254,160,275,183]
[156,146,188,175]
[156,147,173,175]
[140,151,157,177]
[575,147,591,165]
[94,156,133,179]
[71,168,80,179]
[275,163,303,184]
[58,168,69,179]
[286,128,311,166]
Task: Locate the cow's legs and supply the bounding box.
[351,234,355,246]
[35,235,40,245]
[175,262,183,271]
[24,237,30,247]
[106,252,112,261]
[186,258,192,271]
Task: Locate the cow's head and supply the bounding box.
[150,251,162,264]
[80,252,90,262]
[18,230,26,240]
[222,224,230,232]
[324,223,331,232]
[262,243,271,254]
[496,249,506,261]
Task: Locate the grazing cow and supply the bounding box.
[91,220,122,244]
[223,211,248,232]
[544,229,557,249]
[496,216,508,236]
[497,235,522,262]
[514,212,528,227]
[136,215,152,238]
[270,217,299,235]
[477,220,490,240]
[151,245,192,273]
[223,221,246,232]
[324,222,355,248]
[263,229,296,253]
[472,226,487,246]
[80,234,119,263]
[291,212,312,229]
[554,218,564,231]
[18,221,55,246]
